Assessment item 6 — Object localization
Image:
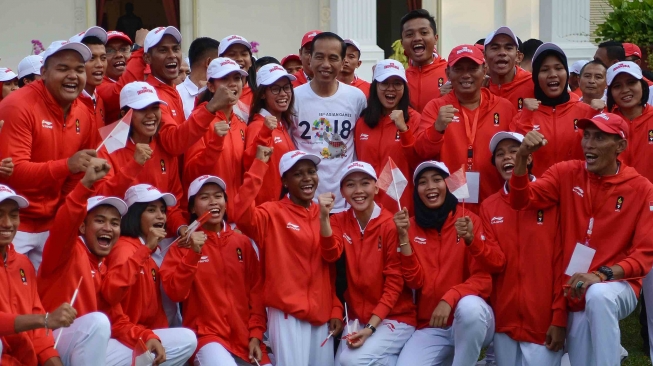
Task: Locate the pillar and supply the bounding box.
[539,0,596,63]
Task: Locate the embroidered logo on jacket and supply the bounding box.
[649,130,653,144]
[19,269,27,285]
[359,133,369,141]
[199,256,210,263]
[414,237,427,245]
[573,186,584,197]
[616,196,624,212]
[274,136,283,144]
[493,113,500,126]
[378,236,382,251]
[240,129,245,141]
[160,159,167,174]
[533,125,540,131]
[518,98,523,110]
[286,222,300,231]
[151,269,156,282]
[537,210,544,224]
[574,119,579,131]
[237,248,243,262]
[75,119,80,133]
[490,217,503,224]
[343,233,352,244]
[41,120,53,129]
[438,77,444,87]
[395,131,400,141]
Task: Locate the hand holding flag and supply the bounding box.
[445,165,469,215]
[54,277,83,349]
[377,157,408,211]
[97,109,133,153]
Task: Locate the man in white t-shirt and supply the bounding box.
[291,32,367,213]
[177,37,220,118]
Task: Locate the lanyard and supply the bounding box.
[461,96,482,171]
[583,174,616,245]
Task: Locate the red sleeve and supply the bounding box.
[0,104,70,187]
[245,240,266,341]
[413,102,444,160]
[508,168,561,211]
[97,49,146,118]
[551,218,568,327]
[94,150,141,196]
[244,119,272,171]
[157,103,217,157]
[101,243,153,306]
[29,271,59,365]
[160,244,201,302]
[106,303,160,348]
[471,203,507,274]
[372,224,404,320]
[319,215,344,263]
[330,264,344,320]
[39,184,93,277]
[231,159,270,246]
[183,129,225,181]
[400,252,424,289]
[615,187,653,278]
[0,313,17,336]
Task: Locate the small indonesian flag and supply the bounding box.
[170,210,213,245]
[97,109,133,153]
[132,338,154,366]
[445,165,470,200]
[377,157,408,210]
[650,201,653,211]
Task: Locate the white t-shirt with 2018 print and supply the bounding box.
[291,81,367,213]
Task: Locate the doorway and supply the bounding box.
[97,0,179,42]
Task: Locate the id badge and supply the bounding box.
[465,171,480,204]
[565,243,596,276]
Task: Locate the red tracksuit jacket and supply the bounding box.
[0,245,58,365]
[244,113,296,205]
[0,80,93,233]
[96,138,186,236]
[355,108,422,213]
[351,78,371,98]
[510,100,596,177]
[78,90,104,147]
[160,225,270,364]
[415,89,516,210]
[616,105,653,183]
[399,209,492,329]
[487,67,534,112]
[321,206,416,326]
[100,236,169,330]
[96,48,147,124]
[233,159,343,325]
[509,161,653,311]
[37,184,160,348]
[406,55,448,112]
[479,185,567,344]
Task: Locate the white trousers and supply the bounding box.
[643,268,653,360]
[267,307,335,366]
[194,342,272,366]
[12,230,49,270]
[104,328,197,366]
[493,332,562,366]
[335,319,414,366]
[53,312,111,366]
[566,281,637,366]
[153,238,183,327]
[396,296,495,366]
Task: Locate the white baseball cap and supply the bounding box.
[0,185,28,208]
[489,131,524,153]
[340,161,377,184]
[42,40,92,63]
[87,196,128,216]
[0,68,17,82]
[373,59,407,82]
[344,38,361,53]
[218,35,251,56]
[144,26,182,53]
[17,55,43,79]
[607,61,643,86]
[69,26,108,44]
[120,81,168,109]
[413,161,450,182]
[570,60,590,75]
[124,184,176,208]
[256,63,296,87]
[279,150,321,176]
[207,57,248,80]
[188,175,227,199]
[484,26,519,47]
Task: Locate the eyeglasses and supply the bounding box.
[269,84,293,95]
[106,47,132,56]
[378,80,405,91]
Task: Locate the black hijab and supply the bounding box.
[532,49,570,107]
[413,168,458,233]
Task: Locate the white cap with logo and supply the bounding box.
[144,26,182,53]
[607,61,643,86]
[340,161,378,184]
[87,196,128,216]
[413,161,451,182]
[17,55,43,79]
[279,150,321,176]
[207,57,248,80]
[42,40,92,63]
[120,81,168,109]
[0,68,17,82]
[218,35,251,56]
[489,131,525,153]
[344,38,362,53]
[0,185,28,208]
[373,59,407,82]
[188,175,227,200]
[256,63,296,87]
[124,184,177,208]
[69,26,108,44]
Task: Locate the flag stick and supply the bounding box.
[95,139,106,152]
[344,302,351,336]
[391,178,402,212]
[254,358,262,366]
[54,276,83,349]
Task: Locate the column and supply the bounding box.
[180,0,196,56]
[540,0,596,63]
[329,0,385,82]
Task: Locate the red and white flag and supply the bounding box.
[97,109,133,153]
[377,157,407,211]
[132,338,154,366]
[445,165,470,200]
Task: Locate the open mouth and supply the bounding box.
[97,234,112,248]
[318,70,331,77]
[502,162,515,175]
[460,80,473,88]
[142,120,157,130]
[0,230,14,239]
[495,60,509,68]
[352,196,367,204]
[300,184,314,194]
[547,81,560,90]
[425,192,439,202]
[62,82,78,93]
[621,95,634,103]
[165,62,178,72]
[384,92,397,104]
[153,222,165,229]
[92,71,103,79]
[412,44,426,56]
[276,97,289,108]
[209,208,221,217]
[585,153,598,164]
[113,60,126,70]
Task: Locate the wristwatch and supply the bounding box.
[364,324,376,334]
[131,44,142,52]
[598,266,614,281]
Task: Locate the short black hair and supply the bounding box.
[400,9,437,36]
[517,37,523,50]
[310,32,346,59]
[81,36,105,46]
[120,200,168,238]
[18,74,37,88]
[579,59,606,75]
[361,79,411,129]
[188,192,228,224]
[475,38,485,46]
[598,41,626,63]
[520,39,543,60]
[188,37,220,67]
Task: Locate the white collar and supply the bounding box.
[82,89,96,101]
[353,203,381,234]
[180,77,202,96]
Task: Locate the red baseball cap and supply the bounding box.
[448,45,485,67]
[623,43,642,58]
[301,30,322,49]
[107,31,133,45]
[577,113,629,139]
[281,54,301,66]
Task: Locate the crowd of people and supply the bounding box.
[0,7,653,366]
